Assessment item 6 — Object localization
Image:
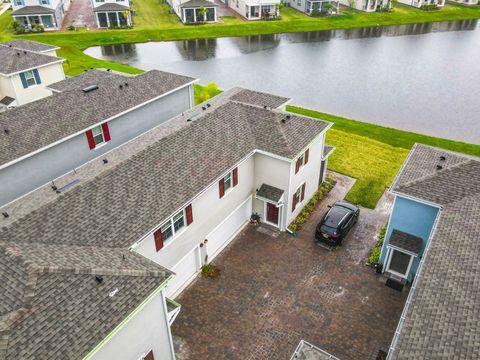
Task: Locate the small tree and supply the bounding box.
[198,6,208,22]
[323,2,333,14]
[12,20,24,34]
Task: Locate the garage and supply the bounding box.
[206,196,252,260]
[164,246,201,299]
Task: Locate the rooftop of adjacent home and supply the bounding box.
[0,41,63,76]
[388,144,480,359]
[0,69,196,167]
[0,242,172,359]
[0,40,59,54]
[0,86,329,253]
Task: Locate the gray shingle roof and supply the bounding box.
[11,5,55,15]
[323,145,334,158]
[388,229,423,255]
[0,92,329,252]
[93,3,130,11]
[0,97,15,106]
[0,242,172,359]
[1,40,58,53]
[0,69,195,167]
[256,184,284,203]
[229,88,290,109]
[180,0,219,7]
[388,144,480,359]
[0,43,62,75]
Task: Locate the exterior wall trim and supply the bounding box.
[0,80,197,170]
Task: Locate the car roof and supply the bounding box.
[323,205,351,227]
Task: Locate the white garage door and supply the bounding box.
[206,196,252,260]
[164,246,200,299]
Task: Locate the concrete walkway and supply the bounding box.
[172,172,406,360]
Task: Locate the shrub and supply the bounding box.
[194,83,222,104]
[420,4,438,10]
[368,246,381,265]
[287,175,336,232]
[201,263,221,278]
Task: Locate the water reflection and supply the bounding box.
[176,38,217,61]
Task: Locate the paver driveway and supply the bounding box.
[172,173,408,360]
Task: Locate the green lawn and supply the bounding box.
[0,3,479,75]
[287,106,480,208]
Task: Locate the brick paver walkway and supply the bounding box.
[61,0,97,30]
[172,173,407,360]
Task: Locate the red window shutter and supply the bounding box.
[86,129,95,150]
[301,183,306,201]
[232,167,238,187]
[305,149,309,164]
[154,229,163,252]
[219,178,225,198]
[292,192,297,212]
[144,350,154,360]
[186,204,193,225]
[295,158,301,174]
[101,122,111,142]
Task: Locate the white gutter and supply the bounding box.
[0,79,198,170]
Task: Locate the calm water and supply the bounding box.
[85,20,480,143]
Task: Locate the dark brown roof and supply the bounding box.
[0,70,195,167]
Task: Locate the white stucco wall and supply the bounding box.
[134,154,255,270]
[10,62,65,105]
[0,75,16,101]
[89,290,175,360]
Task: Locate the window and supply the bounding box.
[86,123,111,150]
[162,210,185,242]
[39,0,50,5]
[92,125,105,146]
[219,167,238,198]
[292,182,306,212]
[21,70,39,87]
[14,0,25,5]
[173,211,185,232]
[295,149,309,174]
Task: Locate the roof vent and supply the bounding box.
[202,106,206,110]
[187,118,192,122]
[436,165,443,170]
[263,105,267,109]
[107,68,111,72]
[103,158,108,164]
[439,156,446,161]
[2,212,9,218]
[206,103,211,108]
[55,179,80,193]
[124,82,128,87]
[23,51,27,54]
[119,84,123,89]
[286,115,291,120]
[16,52,20,56]
[4,128,10,135]
[281,118,286,123]
[109,288,119,297]
[95,275,104,284]
[82,85,98,93]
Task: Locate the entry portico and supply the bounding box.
[255,183,285,228]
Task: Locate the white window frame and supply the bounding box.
[40,0,49,5]
[296,151,307,172]
[385,247,415,279]
[91,125,106,147]
[23,70,38,87]
[294,183,304,206]
[223,171,233,195]
[159,209,186,245]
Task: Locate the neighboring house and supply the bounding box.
[91,0,133,28]
[0,87,333,316]
[0,238,178,359]
[166,0,218,24]
[337,0,391,12]
[221,0,280,20]
[450,0,478,4]
[0,40,65,110]
[396,0,444,8]
[380,144,480,358]
[11,0,71,30]
[286,0,340,16]
[0,69,196,206]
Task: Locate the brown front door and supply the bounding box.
[266,203,279,225]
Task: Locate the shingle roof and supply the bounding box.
[180,0,219,7]
[0,69,195,167]
[11,5,55,15]
[0,97,15,106]
[1,40,58,53]
[388,144,480,359]
[0,43,62,75]
[256,184,284,203]
[0,91,330,252]
[388,229,423,255]
[229,88,290,109]
[323,145,334,158]
[0,242,172,359]
[93,3,130,11]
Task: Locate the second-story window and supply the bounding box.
[295,149,309,174]
[39,0,50,5]
[219,167,238,198]
[86,123,111,150]
[92,125,106,146]
[20,70,41,88]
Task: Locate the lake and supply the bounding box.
[85,20,480,143]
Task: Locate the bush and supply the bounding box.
[12,21,24,34]
[201,263,221,278]
[194,83,222,104]
[287,175,336,232]
[368,246,381,265]
[420,4,438,10]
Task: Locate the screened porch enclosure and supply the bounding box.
[245,3,278,19]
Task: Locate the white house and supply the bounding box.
[336,0,391,12]
[0,86,333,359]
[396,0,444,9]
[221,0,280,20]
[11,0,71,30]
[166,0,218,24]
[286,0,340,16]
[0,40,65,110]
[91,0,133,28]
[449,0,477,5]
[0,68,196,206]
